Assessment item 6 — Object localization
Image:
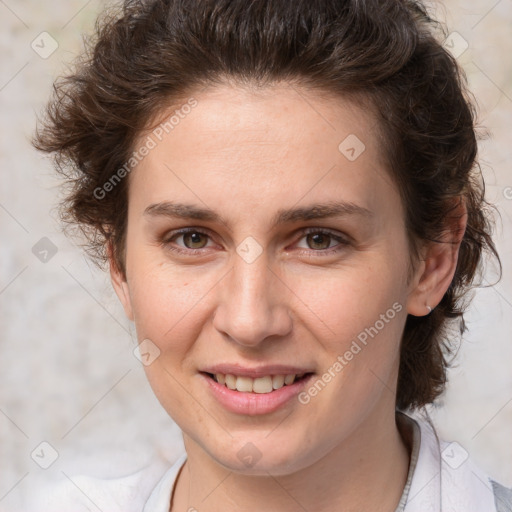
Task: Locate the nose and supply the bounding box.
[212,252,293,348]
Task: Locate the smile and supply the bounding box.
[208,372,310,394]
[201,372,315,415]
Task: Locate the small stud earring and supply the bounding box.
[426,305,432,313]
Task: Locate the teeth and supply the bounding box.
[213,373,306,394]
[272,375,285,389]
[284,374,296,385]
[253,376,273,393]
[225,374,237,390]
[235,376,253,392]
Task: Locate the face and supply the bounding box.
[111,83,426,475]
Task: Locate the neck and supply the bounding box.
[171,406,411,512]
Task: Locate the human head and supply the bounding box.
[33,0,499,420]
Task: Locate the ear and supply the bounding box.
[406,198,468,317]
[107,241,134,321]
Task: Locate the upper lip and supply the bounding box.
[201,363,314,379]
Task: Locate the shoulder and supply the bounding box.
[399,410,512,512]
[27,454,187,512]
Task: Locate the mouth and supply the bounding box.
[202,371,314,394]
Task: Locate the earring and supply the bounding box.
[426,305,432,314]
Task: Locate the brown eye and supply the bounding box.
[161,228,215,256]
[182,231,209,249]
[306,232,333,250]
[294,229,350,257]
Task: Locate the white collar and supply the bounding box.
[398,409,498,512]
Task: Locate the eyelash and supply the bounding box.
[161,227,350,257]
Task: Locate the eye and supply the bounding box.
[294,228,350,255]
[161,227,350,257]
[162,228,214,254]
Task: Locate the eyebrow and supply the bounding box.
[143,200,373,227]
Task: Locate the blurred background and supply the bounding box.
[1,1,511,510]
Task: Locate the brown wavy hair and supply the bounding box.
[33,0,500,411]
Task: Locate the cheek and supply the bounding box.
[129,269,205,340]
[127,264,212,408]
[291,260,406,343]
[289,260,408,409]
[297,287,405,434]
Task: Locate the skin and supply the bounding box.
[110,82,465,512]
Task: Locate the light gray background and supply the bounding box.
[1,1,511,510]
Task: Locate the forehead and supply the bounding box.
[143,82,377,152]
[128,82,398,222]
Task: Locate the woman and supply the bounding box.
[33,0,510,510]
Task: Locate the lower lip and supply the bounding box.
[200,373,314,416]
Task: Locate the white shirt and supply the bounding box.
[32,411,512,512]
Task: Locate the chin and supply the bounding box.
[205,439,313,476]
